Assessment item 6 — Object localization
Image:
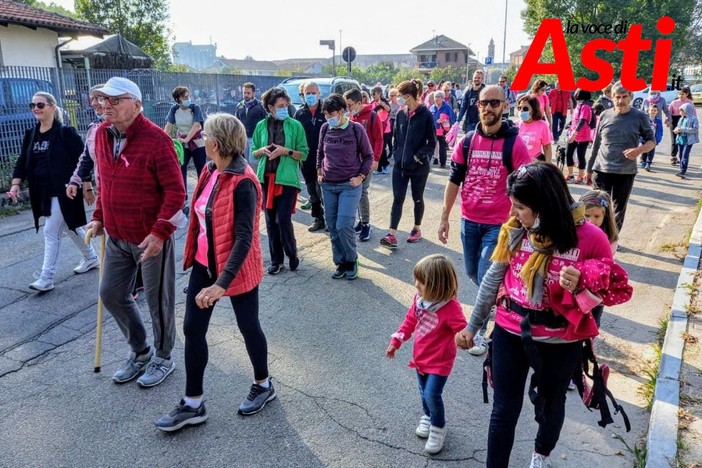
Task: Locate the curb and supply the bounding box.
[646,206,702,467]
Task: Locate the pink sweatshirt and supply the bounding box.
[390,297,467,376]
[570,102,593,143]
[451,125,532,225]
[495,222,615,340]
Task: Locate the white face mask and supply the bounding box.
[397,97,406,106]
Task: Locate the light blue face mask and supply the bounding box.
[519,111,531,121]
[327,115,340,127]
[305,94,319,106]
[275,108,288,121]
[181,99,191,107]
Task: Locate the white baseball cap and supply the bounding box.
[99,77,142,101]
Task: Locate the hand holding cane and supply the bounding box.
[85,226,106,373]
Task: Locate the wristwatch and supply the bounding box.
[287,149,293,156]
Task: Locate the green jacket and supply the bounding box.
[253,115,309,189]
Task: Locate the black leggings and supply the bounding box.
[380,132,392,169]
[566,141,588,170]
[488,325,581,467]
[184,262,269,396]
[390,166,428,230]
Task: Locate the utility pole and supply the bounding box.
[502,0,508,65]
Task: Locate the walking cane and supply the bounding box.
[85,227,106,373]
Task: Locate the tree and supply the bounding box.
[429,66,465,84]
[392,68,423,85]
[521,0,695,86]
[75,0,172,70]
[21,0,79,18]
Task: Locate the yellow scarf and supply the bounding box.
[491,204,586,301]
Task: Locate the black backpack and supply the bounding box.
[461,130,517,173]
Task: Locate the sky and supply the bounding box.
[54,0,531,62]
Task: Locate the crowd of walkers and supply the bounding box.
[13,71,694,467]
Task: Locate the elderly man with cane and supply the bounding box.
[86,77,186,387]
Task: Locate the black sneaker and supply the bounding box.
[267,264,284,275]
[346,258,359,280]
[238,381,276,416]
[332,264,347,279]
[359,223,372,242]
[289,256,300,272]
[155,400,208,432]
[354,221,363,234]
[308,218,326,232]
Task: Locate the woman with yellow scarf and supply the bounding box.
[455,162,632,468]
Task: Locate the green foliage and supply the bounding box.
[613,433,647,467]
[521,0,695,84]
[75,0,172,69]
[21,0,79,18]
[392,68,422,85]
[429,66,465,84]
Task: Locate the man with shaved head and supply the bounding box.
[438,85,532,355]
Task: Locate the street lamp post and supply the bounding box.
[320,39,336,76]
[502,0,508,66]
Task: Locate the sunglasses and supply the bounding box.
[478,99,504,108]
[515,164,537,180]
[29,102,51,110]
[97,96,135,106]
[518,107,531,112]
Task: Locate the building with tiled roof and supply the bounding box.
[0,0,107,67]
[409,34,475,71]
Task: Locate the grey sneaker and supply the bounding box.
[468,331,488,356]
[155,400,208,432]
[73,257,99,274]
[112,348,153,384]
[137,356,175,388]
[238,380,276,415]
[29,278,54,292]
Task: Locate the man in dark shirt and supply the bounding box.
[234,82,267,165]
[457,70,485,132]
[294,81,327,232]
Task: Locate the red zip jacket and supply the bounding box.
[92,114,186,244]
[390,297,467,376]
[350,104,384,161]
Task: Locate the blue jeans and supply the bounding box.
[461,219,501,286]
[461,219,501,333]
[678,144,693,174]
[552,112,567,141]
[322,181,362,266]
[417,372,448,428]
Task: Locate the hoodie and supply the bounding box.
[393,104,436,175]
[349,104,384,161]
[449,120,531,225]
[675,102,700,145]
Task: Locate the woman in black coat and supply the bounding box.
[379,79,436,249]
[9,92,99,292]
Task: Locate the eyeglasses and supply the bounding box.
[478,99,504,108]
[29,102,51,110]
[97,96,135,106]
[201,132,209,140]
[518,107,531,112]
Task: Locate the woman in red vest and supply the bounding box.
[156,113,274,432]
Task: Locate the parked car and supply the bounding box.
[632,84,679,109]
[277,77,361,111]
[0,77,57,159]
[690,84,702,106]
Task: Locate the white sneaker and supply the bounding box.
[530,452,552,468]
[415,415,431,438]
[424,425,447,454]
[468,331,488,356]
[74,257,99,274]
[29,278,54,292]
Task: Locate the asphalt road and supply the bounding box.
[0,128,700,467]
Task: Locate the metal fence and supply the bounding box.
[0,66,284,190]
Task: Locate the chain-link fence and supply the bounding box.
[0,66,283,190]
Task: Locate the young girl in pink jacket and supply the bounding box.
[386,254,467,455]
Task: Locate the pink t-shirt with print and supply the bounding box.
[570,103,593,143]
[194,169,219,266]
[452,132,532,225]
[518,119,553,158]
[494,221,613,340]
